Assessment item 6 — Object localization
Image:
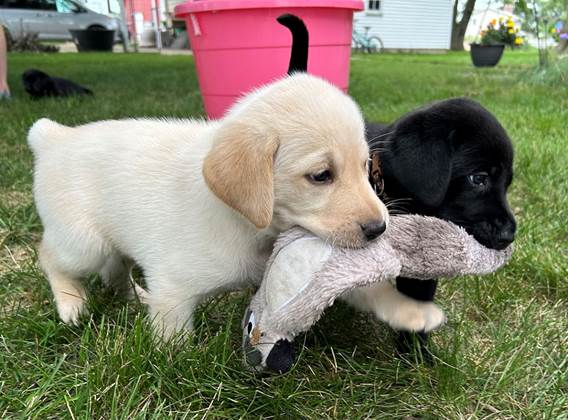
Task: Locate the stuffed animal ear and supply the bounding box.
[385,112,454,208]
[203,121,278,229]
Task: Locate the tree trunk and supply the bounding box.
[451,0,477,51]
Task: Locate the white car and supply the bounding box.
[0,0,119,41]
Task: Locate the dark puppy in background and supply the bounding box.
[22,69,93,99]
[279,14,516,357]
[366,100,515,355]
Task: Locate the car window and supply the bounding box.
[1,0,36,9]
[55,0,80,13]
[2,0,57,11]
[41,0,57,11]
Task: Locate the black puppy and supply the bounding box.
[279,14,516,357]
[22,69,93,99]
[367,100,516,355]
[367,102,515,250]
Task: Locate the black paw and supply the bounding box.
[395,330,435,365]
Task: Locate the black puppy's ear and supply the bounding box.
[385,118,454,208]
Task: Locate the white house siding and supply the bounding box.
[353,0,453,50]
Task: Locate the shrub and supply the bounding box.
[7,33,59,53]
[480,18,523,48]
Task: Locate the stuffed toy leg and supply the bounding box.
[242,215,513,373]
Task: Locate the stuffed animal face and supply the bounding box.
[242,233,333,373]
[242,309,295,373]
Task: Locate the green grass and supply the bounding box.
[1,50,567,418]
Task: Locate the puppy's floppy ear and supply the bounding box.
[385,115,453,208]
[203,121,278,229]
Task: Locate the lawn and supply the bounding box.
[0,50,566,418]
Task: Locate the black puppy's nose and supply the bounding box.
[361,220,387,241]
[496,227,515,248]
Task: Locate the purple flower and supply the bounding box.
[560,33,568,40]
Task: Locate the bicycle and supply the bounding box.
[352,26,384,53]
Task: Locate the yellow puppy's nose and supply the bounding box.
[360,220,387,241]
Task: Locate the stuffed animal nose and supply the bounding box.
[266,339,295,374]
[361,220,387,241]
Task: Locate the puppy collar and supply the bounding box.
[370,152,385,196]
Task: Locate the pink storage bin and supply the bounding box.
[175,0,363,119]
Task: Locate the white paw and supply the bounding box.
[56,294,87,325]
[383,301,446,333]
[150,317,193,342]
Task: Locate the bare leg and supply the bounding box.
[0,26,10,96]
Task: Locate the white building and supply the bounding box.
[353,0,454,51]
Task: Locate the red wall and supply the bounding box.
[125,0,156,35]
[126,0,153,22]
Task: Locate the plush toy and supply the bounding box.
[242,215,513,373]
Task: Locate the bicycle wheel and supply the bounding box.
[366,36,384,53]
[352,36,363,53]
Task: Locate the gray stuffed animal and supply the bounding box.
[242,214,513,373]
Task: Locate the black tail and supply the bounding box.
[277,14,309,74]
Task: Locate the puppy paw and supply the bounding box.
[56,294,87,326]
[381,301,446,333]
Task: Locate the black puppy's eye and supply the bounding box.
[467,172,489,186]
[307,170,333,184]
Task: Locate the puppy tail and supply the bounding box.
[277,14,309,74]
[27,118,70,155]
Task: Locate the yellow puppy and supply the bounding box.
[29,73,388,338]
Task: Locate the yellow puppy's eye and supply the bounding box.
[307,170,333,184]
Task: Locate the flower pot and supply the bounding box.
[70,29,115,52]
[175,0,364,119]
[470,43,505,67]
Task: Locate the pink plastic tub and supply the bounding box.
[175,0,363,119]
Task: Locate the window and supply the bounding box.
[368,0,381,10]
[3,0,57,11]
[41,0,58,11]
[55,0,80,13]
[2,0,38,9]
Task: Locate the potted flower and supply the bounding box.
[471,18,523,67]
